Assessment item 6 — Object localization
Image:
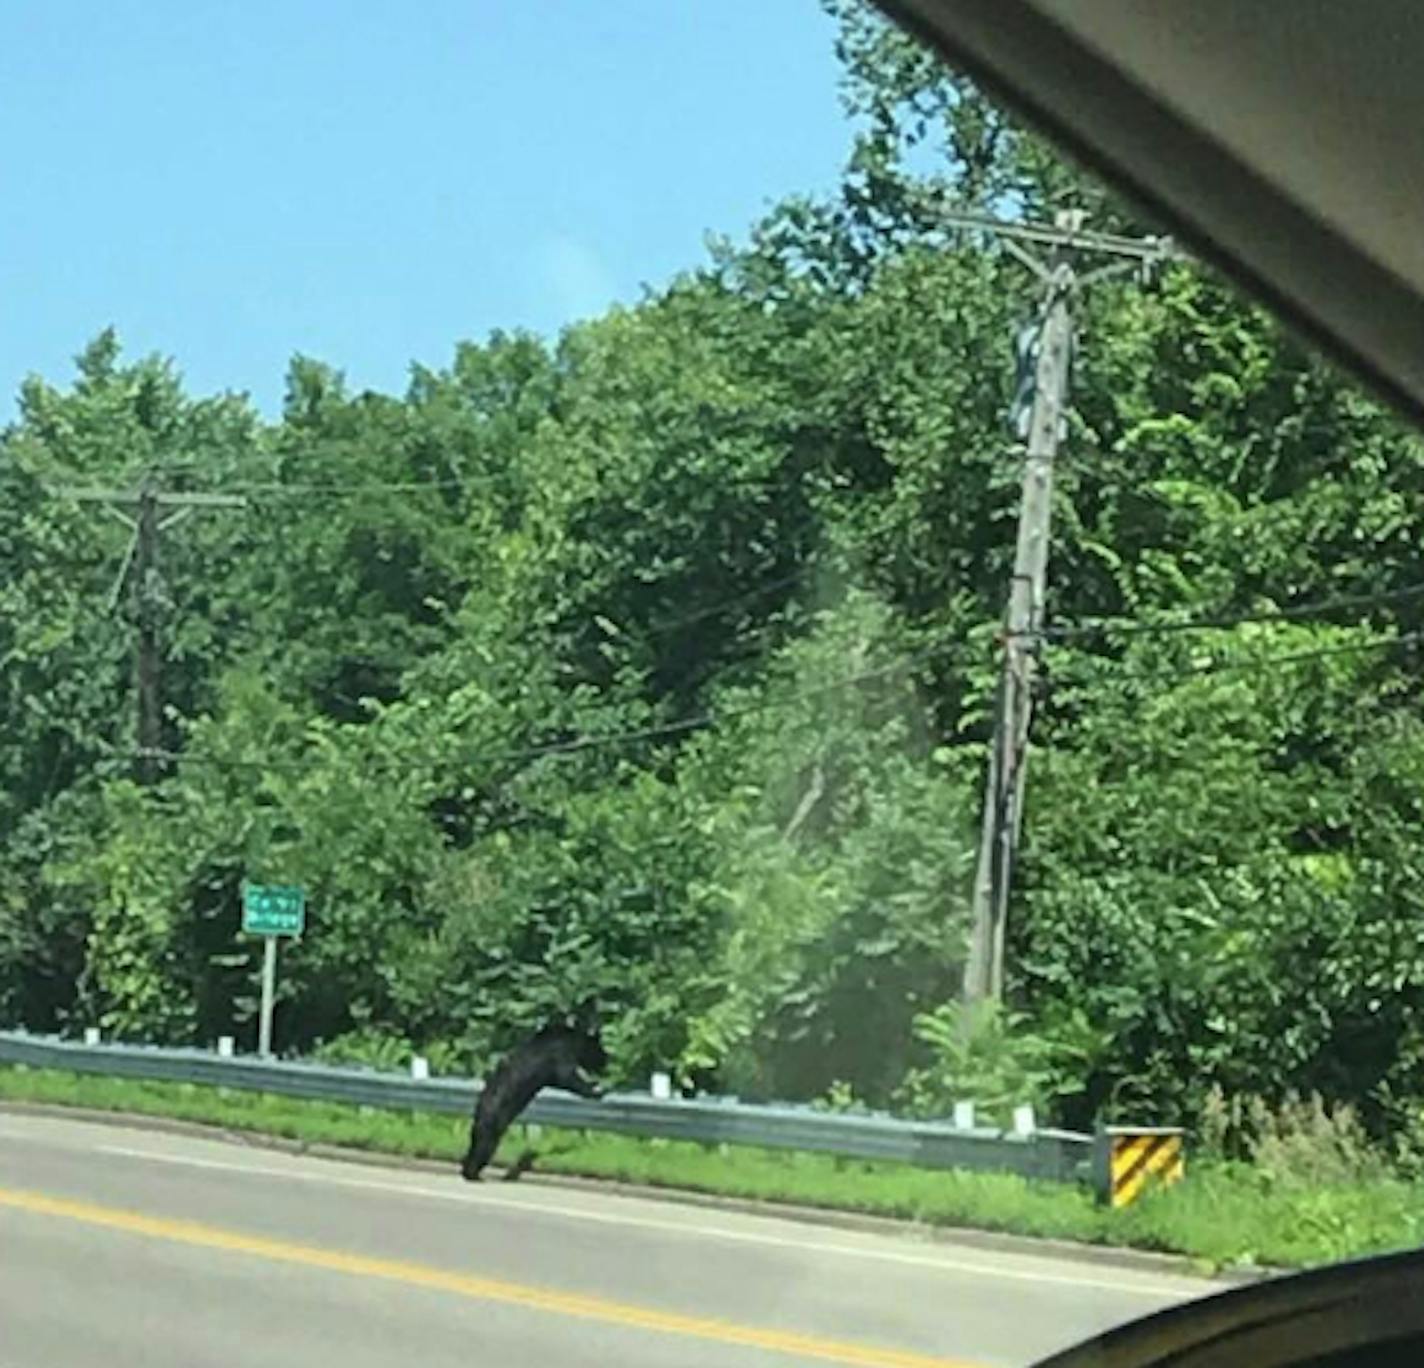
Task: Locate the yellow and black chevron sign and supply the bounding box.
[1096,1127,1185,1208]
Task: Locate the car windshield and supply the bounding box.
[3,4,1422,1367]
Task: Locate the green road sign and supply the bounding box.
[242,883,306,937]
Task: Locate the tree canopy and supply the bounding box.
[5,2,1424,1136]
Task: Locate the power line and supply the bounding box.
[610,563,830,643]
[124,455,475,485]
[48,471,844,656]
[146,568,826,685]
[235,477,471,496]
[41,484,881,723]
[90,628,1420,787]
[1046,629,1424,683]
[27,623,1423,809]
[1032,583,1424,643]
[112,632,981,781]
[147,474,477,497]
[58,463,499,498]
[1193,631,1424,675]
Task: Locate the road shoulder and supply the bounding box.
[0,1097,1271,1288]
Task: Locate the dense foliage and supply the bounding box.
[5,3,1424,1140]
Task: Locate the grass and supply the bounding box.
[5,1063,1424,1273]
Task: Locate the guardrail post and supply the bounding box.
[410,1056,429,1080]
[217,1036,235,1058]
[650,1072,671,1100]
[1094,1124,1186,1207]
[1012,1104,1036,1137]
[953,1100,975,1129]
[83,1027,101,1046]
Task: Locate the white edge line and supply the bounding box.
[44,1138,1207,1301]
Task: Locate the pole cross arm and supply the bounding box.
[925,202,1185,267]
[53,485,247,509]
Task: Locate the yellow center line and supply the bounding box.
[0,1184,978,1368]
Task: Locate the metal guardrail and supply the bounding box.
[0,1030,1094,1184]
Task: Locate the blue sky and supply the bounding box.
[0,1,851,418]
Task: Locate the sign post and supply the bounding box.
[257,936,278,1057]
[241,883,306,1057]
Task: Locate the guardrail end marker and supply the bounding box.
[410,1056,430,1081]
[83,1027,101,1046]
[217,1036,235,1058]
[1095,1124,1186,1207]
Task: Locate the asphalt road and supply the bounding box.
[0,1110,1215,1368]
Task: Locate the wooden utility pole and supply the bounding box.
[134,478,164,779]
[964,248,1073,1005]
[56,477,247,782]
[952,209,1181,1005]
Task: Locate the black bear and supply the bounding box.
[460,1021,607,1181]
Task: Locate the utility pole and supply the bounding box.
[56,476,247,782]
[951,209,1181,1006]
[134,478,164,782]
